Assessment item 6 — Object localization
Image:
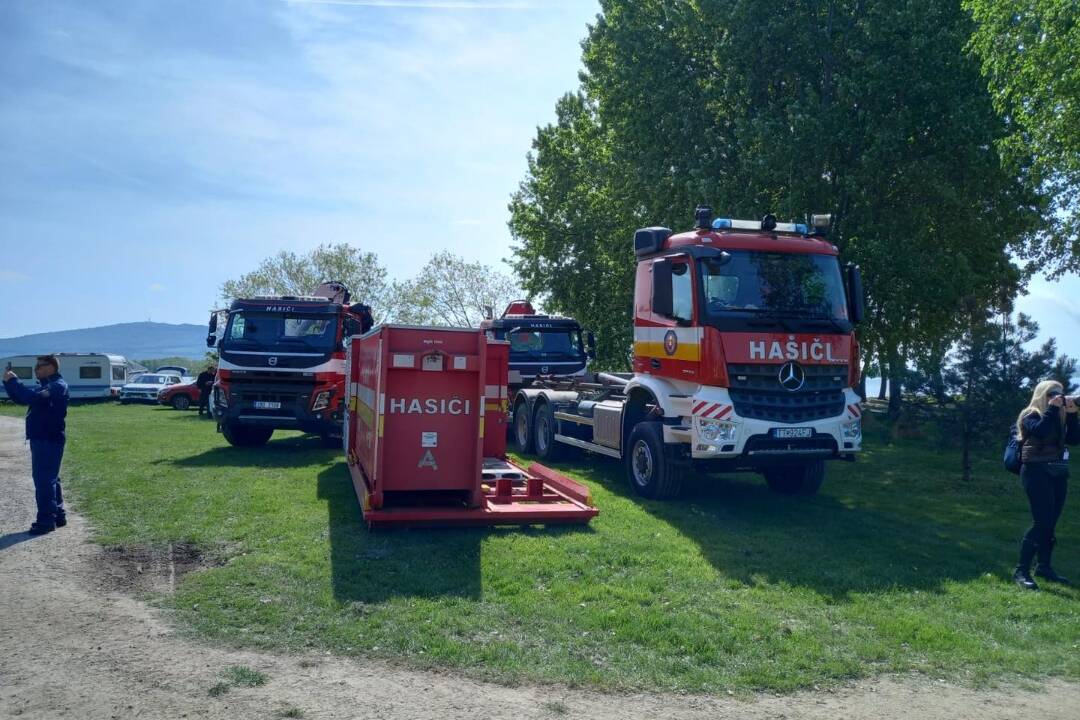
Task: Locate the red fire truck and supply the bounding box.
[208,282,373,447]
[512,208,865,498]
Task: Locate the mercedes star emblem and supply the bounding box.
[778,361,805,392]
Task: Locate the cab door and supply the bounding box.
[632,255,701,381]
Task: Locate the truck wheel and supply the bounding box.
[626,422,684,500]
[222,423,274,447]
[171,395,191,411]
[513,399,534,453]
[533,402,564,461]
[763,461,825,495]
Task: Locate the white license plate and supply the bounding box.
[772,427,812,439]
[254,401,282,410]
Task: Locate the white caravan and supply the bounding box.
[1,353,139,400]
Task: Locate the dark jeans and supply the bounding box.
[199,389,210,415]
[29,439,65,527]
[1021,462,1068,552]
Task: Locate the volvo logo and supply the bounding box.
[778,361,805,392]
[268,356,278,367]
[541,366,549,374]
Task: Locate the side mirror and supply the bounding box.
[207,313,219,348]
[208,313,218,334]
[586,331,596,360]
[206,334,217,349]
[652,259,674,318]
[846,263,865,324]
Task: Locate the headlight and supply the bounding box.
[698,418,737,443]
[312,390,332,412]
[842,420,862,440]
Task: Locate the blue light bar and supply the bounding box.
[712,218,732,229]
[794,223,809,234]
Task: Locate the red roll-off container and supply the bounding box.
[345,325,598,528]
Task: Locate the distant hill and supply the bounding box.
[0,322,207,361]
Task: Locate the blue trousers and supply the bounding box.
[29,439,65,527]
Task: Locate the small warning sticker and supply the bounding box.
[421,431,438,448]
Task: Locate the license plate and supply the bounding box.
[772,427,812,439]
[254,401,282,410]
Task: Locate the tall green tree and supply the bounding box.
[966,0,1080,276]
[511,0,1043,394]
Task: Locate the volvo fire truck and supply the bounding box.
[480,301,595,392]
[209,282,373,447]
[512,209,865,498]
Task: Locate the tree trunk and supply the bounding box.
[960,411,972,482]
[877,350,888,400]
[887,346,903,417]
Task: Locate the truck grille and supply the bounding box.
[727,363,847,424]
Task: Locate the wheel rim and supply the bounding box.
[631,440,653,487]
[516,406,528,446]
[536,414,549,453]
[175,397,189,409]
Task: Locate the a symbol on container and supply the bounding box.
[268,356,278,367]
[418,450,438,470]
[664,330,678,356]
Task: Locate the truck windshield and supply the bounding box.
[224,312,337,351]
[506,329,583,360]
[701,251,849,322]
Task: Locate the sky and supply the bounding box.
[0,0,1077,364]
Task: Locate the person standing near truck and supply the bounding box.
[3,355,69,535]
[1013,380,1079,590]
[196,365,216,418]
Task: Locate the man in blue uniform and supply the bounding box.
[3,355,69,535]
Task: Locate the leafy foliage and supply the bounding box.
[510,0,1044,383]
[390,251,521,328]
[966,0,1080,276]
[220,244,392,321]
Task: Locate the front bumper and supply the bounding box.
[214,385,343,435]
[665,388,863,463]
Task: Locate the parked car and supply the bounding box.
[154,365,189,377]
[158,378,201,410]
[118,373,185,403]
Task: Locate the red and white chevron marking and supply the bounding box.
[847,403,862,418]
[693,401,732,420]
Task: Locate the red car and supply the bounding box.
[158,379,201,410]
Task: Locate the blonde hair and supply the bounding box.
[1017,380,1065,436]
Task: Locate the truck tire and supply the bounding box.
[171,395,191,411]
[513,399,534,453]
[625,422,684,500]
[763,461,825,495]
[532,402,565,461]
[222,423,274,447]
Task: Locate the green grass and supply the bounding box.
[52,404,1080,693]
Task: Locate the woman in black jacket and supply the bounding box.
[1014,380,1080,590]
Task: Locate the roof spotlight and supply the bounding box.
[695,206,713,230]
[760,214,777,232]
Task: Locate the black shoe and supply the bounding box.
[1035,567,1070,585]
[55,516,67,528]
[28,523,56,536]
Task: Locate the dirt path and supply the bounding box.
[1,416,1077,719]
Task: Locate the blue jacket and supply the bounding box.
[3,373,68,442]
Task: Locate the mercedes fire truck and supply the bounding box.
[512,209,864,498]
[208,282,373,447]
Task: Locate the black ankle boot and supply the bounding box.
[1035,536,1070,585]
[1014,538,1039,591]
